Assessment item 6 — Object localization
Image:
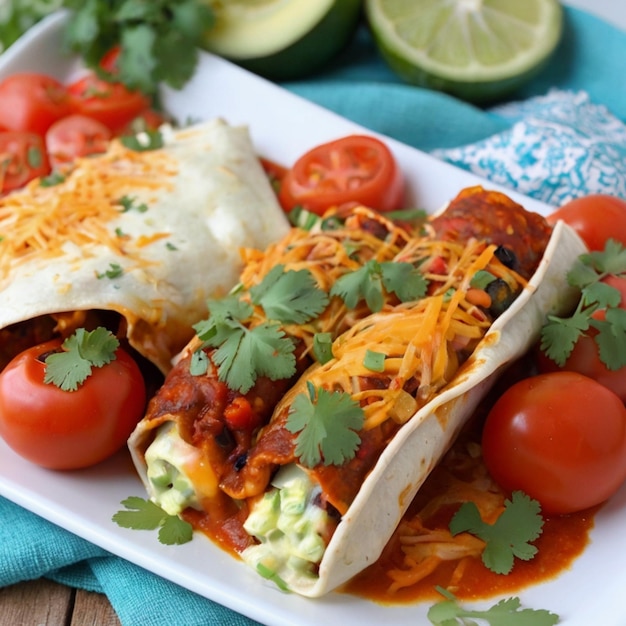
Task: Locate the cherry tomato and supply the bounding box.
[548,195,626,251]
[45,114,112,170]
[0,73,71,136]
[0,131,50,193]
[0,340,147,470]
[67,72,151,133]
[278,135,405,215]
[482,371,626,515]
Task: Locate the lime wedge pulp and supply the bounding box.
[365,0,563,102]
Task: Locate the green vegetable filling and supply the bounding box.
[241,466,331,591]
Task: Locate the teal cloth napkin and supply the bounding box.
[1,6,625,626]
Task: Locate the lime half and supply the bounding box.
[365,0,563,103]
[202,0,363,81]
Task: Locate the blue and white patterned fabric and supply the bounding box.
[434,90,626,207]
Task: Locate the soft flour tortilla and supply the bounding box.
[0,119,290,373]
[305,220,586,596]
[128,217,587,596]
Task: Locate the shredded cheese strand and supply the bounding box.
[0,139,176,283]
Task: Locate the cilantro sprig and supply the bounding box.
[249,264,329,325]
[192,266,329,394]
[331,259,428,312]
[112,496,193,545]
[286,381,365,468]
[540,239,626,369]
[428,587,559,626]
[44,327,119,392]
[62,0,215,95]
[449,491,544,575]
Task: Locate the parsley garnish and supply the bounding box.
[112,496,193,545]
[286,381,364,468]
[330,259,428,312]
[62,0,215,95]
[44,327,119,392]
[428,587,559,626]
[540,239,626,369]
[449,491,544,575]
[191,266,329,393]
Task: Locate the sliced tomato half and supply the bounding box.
[67,72,151,134]
[0,131,50,193]
[46,114,112,170]
[278,135,405,215]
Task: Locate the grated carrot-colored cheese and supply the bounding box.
[0,138,177,283]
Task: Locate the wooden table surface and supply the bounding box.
[0,578,121,626]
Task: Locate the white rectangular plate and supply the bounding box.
[1,11,625,626]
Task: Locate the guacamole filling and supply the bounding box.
[241,465,331,591]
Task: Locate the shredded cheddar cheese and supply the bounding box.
[239,206,414,351]
[0,138,177,283]
[279,237,527,433]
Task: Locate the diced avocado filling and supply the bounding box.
[144,423,202,516]
[241,465,330,591]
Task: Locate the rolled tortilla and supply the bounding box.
[128,188,587,596]
[0,119,290,373]
[238,221,586,596]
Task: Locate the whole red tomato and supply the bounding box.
[482,371,626,515]
[548,195,626,251]
[278,135,405,215]
[0,73,72,136]
[0,339,147,470]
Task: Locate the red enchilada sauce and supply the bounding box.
[341,442,595,603]
[342,358,596,603]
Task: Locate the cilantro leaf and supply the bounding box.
[592,308,626,370]
[380,261,429,303]
[331,260,427,312]
[582,239,626,275]
[286,381,364,467]
[158,514,194,545]
[428,587,559,626]
[63,0,215,95]
[540,238,626,369]
[331,260,385,311]
[449,491,543,575]
[249,264,329,325]
[44,327,119,392]
[112,496,193,545]
[540,314,590,367]
[192,295,298,393]
[211,323,296,394]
